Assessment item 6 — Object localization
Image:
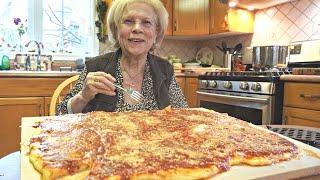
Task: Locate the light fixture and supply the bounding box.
[228,1,237,8]
[247,5,254,11]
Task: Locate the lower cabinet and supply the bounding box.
[283,82,320,128]
[0,97,44,157]
[0,76,73,158]
[284,107,320,128]
[176,76,199,108]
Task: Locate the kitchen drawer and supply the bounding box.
[283,107,320,128]
[0,78,68,97]
[284,82,320,111]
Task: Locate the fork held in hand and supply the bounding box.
[113,84,144,103]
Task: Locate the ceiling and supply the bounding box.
[236,0,291,10]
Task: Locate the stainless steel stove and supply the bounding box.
[197,71,291,125]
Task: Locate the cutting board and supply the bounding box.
[20,117,320,180]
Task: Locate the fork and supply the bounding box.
[113,84,144,103]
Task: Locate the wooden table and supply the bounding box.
[21,117,320,179]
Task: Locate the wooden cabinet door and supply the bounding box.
[185,77,199,108]
[0,97,44,158]
[161,0,173,36]
[210,0,229,33]
[284,82,320,111]
[209,0,254,34]
[175,76,185,95]
[173,0,209,35]
[283,107,320,128]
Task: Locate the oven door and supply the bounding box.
[197,90,272,125]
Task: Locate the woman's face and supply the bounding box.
[117,2,158,57]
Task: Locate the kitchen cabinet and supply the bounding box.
[237,0,291,10]
[173,0,209,35]
[283,82,320,128]
[0,74,76,158]
[0,97,44,158]
[161,0,173,36]
[185,77,198,108]
[176,76,185,94]
[210,0,254,34]
[176,76,198,108]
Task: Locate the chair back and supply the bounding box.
[49,75,79,116]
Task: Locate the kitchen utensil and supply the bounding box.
[252,46,288,71]
[216,45,224,52]
[233,43,242,54]
[222,41,227,52]
[113,84,144,103]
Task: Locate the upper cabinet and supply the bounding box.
[237,0,291,10]
[161,0,254,37]
[161,0,173,36]
[173,0,210,36]
[210,0,254,34]
[210,0,228,33]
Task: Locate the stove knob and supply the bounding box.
[239,82,249,90]
[208,80,217,88]
[223,81,232,89]
[251,82,261,91]
[199,80,209,88]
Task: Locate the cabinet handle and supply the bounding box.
[300,94,320,100]
[174,20,177,31]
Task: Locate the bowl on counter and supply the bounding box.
[183,62,201,69]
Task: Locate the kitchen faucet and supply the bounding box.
[25,40,44,71]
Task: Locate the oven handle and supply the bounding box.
[197,91,269,103]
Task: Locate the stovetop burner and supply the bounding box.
[200,70,291,82]
[204,70,291,77]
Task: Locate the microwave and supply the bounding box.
[288,39,320,63]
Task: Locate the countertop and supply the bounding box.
[175,72,200,77]
[3,71,320,81]
[0,70,201,78]
[280,75,320,83]
[0,70,79,78]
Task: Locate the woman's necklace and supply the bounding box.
[121,61,145,88]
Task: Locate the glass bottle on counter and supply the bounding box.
[0,47,10,70]
[231,54,245,72]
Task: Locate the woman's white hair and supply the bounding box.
[107,0,168,51]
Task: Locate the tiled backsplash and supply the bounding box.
[99,0,320,66]
[252,0,320,46]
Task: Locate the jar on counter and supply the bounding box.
[0,55,10,70]
[231,54,246,72]
[0,47,10,70]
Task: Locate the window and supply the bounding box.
[0,0,97,58]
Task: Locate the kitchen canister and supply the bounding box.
[0,54,10,70]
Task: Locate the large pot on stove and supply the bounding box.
[252,46,288,71]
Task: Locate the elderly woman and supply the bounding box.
[56,0,188,115]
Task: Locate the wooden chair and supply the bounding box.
[49,75,79,116]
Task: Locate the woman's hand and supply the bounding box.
[80,72,116,102]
